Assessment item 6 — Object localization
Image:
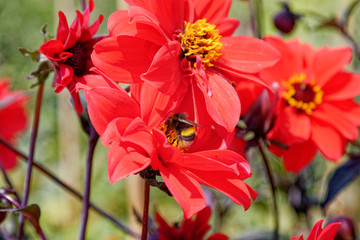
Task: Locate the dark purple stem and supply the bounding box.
[78,122,99,240]
[141,181,150,240]
[0,163,21,202]
[18,83,44,239]
[81,0,86,11]
[258,139,279,240]
[0,137,139,238]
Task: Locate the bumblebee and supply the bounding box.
[159,113,200,151]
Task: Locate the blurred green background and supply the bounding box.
[0,0,360,239]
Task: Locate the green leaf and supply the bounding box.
[18,48,40,62]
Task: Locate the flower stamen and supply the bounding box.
[283,73,323,115]
[180,19,223,68]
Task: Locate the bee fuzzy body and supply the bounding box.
[160,113,197,151]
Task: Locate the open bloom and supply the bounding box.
[91,0,279,135]
[0,78,28,170]
[155,206,228,240]
[258,37,360,172]
[291,219,341,240]
[77,76,256,219]
[39,0,104,113]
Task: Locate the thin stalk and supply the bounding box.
[81,0,86,11]
[258,139,279,240]
[249,0,264,39]
[78,123,99,240]
[18,83,44,239]
[0,163,21,202]
[141,182,150,240]
[0,137,139,238]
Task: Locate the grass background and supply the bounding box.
[0,0,360,239]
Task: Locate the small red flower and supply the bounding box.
[0,78,28,170]
[77,76,256,219]
[91,0,279,135]
[258,37,360,172]
[156,206,228,240]
[291,219,341,240]
[39,0,104,113]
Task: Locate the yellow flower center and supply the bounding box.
[283,73,324,115]
[159,114,197,152]
[180,18,223,68]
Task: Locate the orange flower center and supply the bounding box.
[159,113,197,152]
[283,73,323,115]
[180,18,223,68]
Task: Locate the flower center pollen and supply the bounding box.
[283,73,323,115]
[180,19,223,68]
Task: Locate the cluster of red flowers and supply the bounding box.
[16,0,360,238]
[236,37,360,172]
[35,0,360,223]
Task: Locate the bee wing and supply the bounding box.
[178,118,202,128]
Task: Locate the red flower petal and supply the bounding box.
[311,119,346,161]
[81,86,140,135]
[215,18,240,37]
[192,0,233,27]
[0,143,18,170]
[92,36,155,83]
[141,41,183,95]
[322,71,360,101]
[270,140,318,173]
[329,100,360,126]
[260,36,304,84]
[102,117,155,159]
[318,222,341,240]
[312,103,359,140]
[308,220,324,239]
[108,10,167,45]
[127,0,184,37]
[54,64,74,92]
[56,11,69,43]
[0,97,27,140]
[312,47,352,87]
[139,82,187,128]
[107,143,151,184]
[207,233,229,240]
[268,106,311,145]
[156,214,178,240]
[195,68,240,132]
[216,36,280,74]
[39,40,65,61]
[182,151,256,209]
[159,164,206,219]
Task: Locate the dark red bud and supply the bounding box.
[273,3,301,34]
[326,216,356,240]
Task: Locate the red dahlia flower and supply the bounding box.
[258,37,360,172]
[156,206,228,240]
[91,0,280,134]
[291,219,341,240]
[77,76,256,219]
[39,0,104,113]
[0,78,28,170]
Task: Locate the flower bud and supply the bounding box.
[326,216,356,240]
[273,3,301,34]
